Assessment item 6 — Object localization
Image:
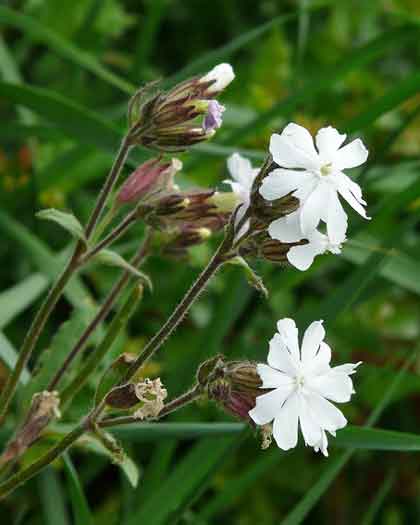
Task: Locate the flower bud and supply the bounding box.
[128,64,234,152]
[206,359,266,424]
[117,157,182,205]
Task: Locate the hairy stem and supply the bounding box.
[81,207,139,265]
[0,135,132,425]
[0,254,78,425]
[100,384,203,428]
[123,241,227,384]
[0,424,85,500]
[49,231,152,393]
[84,136,132,239]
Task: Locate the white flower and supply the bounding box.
[249,318,360,456]
[224,153,259,237]
[201,63,235,94]
[259,123,369,241]
[268,209,346,271]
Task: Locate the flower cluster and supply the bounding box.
[249,318,360,456]
[225,123,369,270]
[128,63,234,151]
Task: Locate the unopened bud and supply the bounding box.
[208,191,240,214]
[117,158,182,205]
[128,64,234,152]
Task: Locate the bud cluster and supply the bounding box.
[128,63,235,151]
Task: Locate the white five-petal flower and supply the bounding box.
[249,318,360,456]
[259,123,369,242]
[224,153,259,236]
[268,210,346,271]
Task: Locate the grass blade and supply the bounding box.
[0,6,134,94]
[0,333,30,385]
[62,453,94,525]
[37,467,70,525]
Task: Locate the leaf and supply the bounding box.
[79,433,140,488]
[0,209,95,309]
[0,332,30,385]
[22,308,95,405]
[93,249,153,290]
[0,274,48,330]
[361,471,395,525]
[128,435,242,525]
[345,72,420,133]
[36,208,87,243]
[334,426,420,451]
[0,6,134,94]
[110,422,245,442]
[228,256,268,297]
[62,453,94,525]
[225,26,418,144]
[37,467,70,525]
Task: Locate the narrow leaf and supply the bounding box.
[36,208,86,242]
[94,250,152,290]
[62,453,94,525]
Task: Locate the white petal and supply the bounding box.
[305,392,347,431]
[301,320,325,363]
[326,189,348,244]
[337,183,369,220]
[259,168,311,201]
[298,395,322,446]
[334,138,368,170]
[276,318,300,361]
[272,392,299,450]
[287,240,324,271]
[313,429,329,456]
[268,210,303,243]
[300,184,329,235]
[336,171,366,204]
[315,126,347,159]
[227,153,254,188]
[306,342,332,376]
[309,371,355,403]
[257,364,294,389]
[249,386,294,426]
[201,63,235,93]
[332,361,362,375]
[268,334,297,376]
[270,126,320,171]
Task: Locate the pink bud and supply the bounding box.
[117,158,181,205]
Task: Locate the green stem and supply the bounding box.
[61,283,144,407]
[50,231,152,394]
[100,384,202,428]
[0,424,85,500]
[0,135,132,426]
[123,241,227,384]
[0,254,78,425]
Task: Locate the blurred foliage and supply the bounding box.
[0,0,420,523]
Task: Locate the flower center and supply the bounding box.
[320,162,333,176]
[295,374,306,390]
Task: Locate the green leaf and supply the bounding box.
[0,274,48,330]
[0,332,30,385]
[334,426,420,451]
[37,467,70,525]
[345,72,420,133]
[110,422,245,442]
[36,208,87,243]
[79,433,140,488]
[62,453,94,525]
[0,6,134,94]
[93,249,153,290]
[361,471,395,525]
[225,25,418,143]
[22,308,95,404]
[228,256,268,298]
[0,209,94,309]
[128,436,242,525]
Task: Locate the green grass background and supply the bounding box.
[1,0,420,523]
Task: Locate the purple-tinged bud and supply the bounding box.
[203,100,225,132]
[127,64,234,153]
[117,158,182,205]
